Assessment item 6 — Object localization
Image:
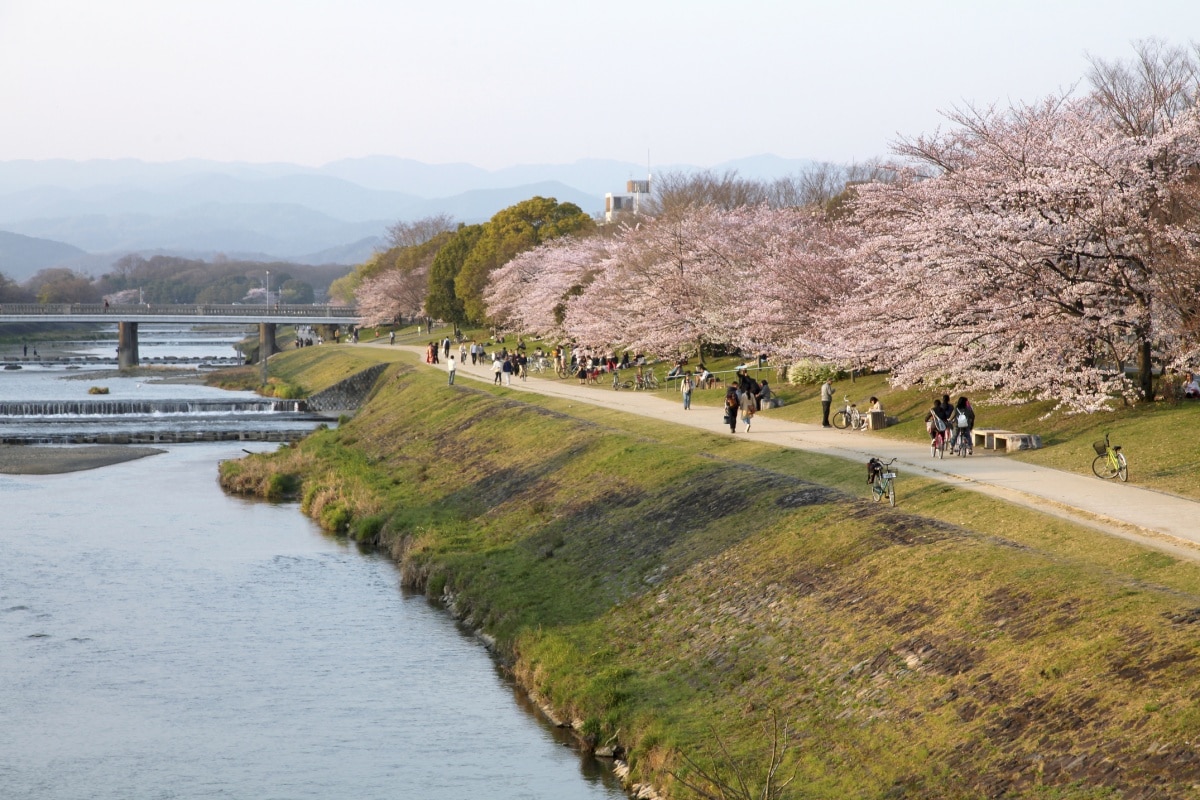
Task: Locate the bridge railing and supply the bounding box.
[0,303,359,318]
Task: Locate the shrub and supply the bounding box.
[785,359,844,385]
[319,501,352,533]
[87,386,110,394]
[264,473,300,501]
[350,513,386,544]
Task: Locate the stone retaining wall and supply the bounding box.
[305,363,390,414]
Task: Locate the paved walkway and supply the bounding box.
[380,342,1200,558]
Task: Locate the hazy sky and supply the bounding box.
[1,0,1197,170]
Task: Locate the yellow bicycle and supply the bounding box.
[1091,433,1128,482]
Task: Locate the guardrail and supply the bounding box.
[0,302,358,318]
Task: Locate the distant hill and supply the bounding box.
[0,230,88,281]
[0,155,823,268]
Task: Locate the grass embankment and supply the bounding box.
[217,346,1200,799]
[205,342,408,398]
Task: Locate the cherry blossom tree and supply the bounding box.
[484,233,613,339]
[355,260,430,326]
[834,93,1200,409]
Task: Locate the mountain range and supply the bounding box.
[0,154,816,280]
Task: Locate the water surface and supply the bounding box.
[0,445,625,800]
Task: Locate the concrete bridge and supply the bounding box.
[0,302,360,367]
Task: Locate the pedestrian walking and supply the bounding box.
[447,355,456,385]
[739,387,755,432]
[724,386,740,433]
[820,379,834,427]
[492,354,503,385]
[681,371,694,410]
[389,331,395,345]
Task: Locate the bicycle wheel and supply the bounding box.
[871,477,884,502]
[937,436,946,459]
[832,411,849,429]
[887,479,896,507]
[1117,453,1129,482]
[1092,454,1118,479]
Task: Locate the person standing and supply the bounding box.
[389,330,395,345]
[820,379,834,427]
[447,355,456,385]
[681,371,694,410]
[492,353,504,385]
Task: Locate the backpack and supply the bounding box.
[956,410,969,428]
[932,414,947,433]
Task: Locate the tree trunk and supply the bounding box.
[1138,338,1154,401]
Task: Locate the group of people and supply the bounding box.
[924,394,976,455]
[721,367,776,432]
[492,350,528,386]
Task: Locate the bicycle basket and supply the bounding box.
[1092,440,1108,456]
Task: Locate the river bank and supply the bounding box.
[0,444,164,474]
[216,354,1200,799]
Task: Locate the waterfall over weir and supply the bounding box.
[0,399,307,416]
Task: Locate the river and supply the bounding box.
[0,329,628,800]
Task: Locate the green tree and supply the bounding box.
[455,197,593,323]
[27,267,100,303]
[426,224,483,326]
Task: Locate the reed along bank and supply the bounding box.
[219,355,1200,800]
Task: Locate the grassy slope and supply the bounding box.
[218,347,1200,799]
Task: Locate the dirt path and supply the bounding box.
[373,341,1200,558]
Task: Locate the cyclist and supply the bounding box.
[925,399,949,456]
[952,396,975,455]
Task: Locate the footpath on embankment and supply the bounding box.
[369,342,1200,559]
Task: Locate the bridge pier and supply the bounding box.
[117,322,139,368]
[259,323,276,363]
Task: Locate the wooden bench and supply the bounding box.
[992,432,1042,451]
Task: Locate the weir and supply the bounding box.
[0,399,308,416]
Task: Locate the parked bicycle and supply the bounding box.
[833,396,867,430]
[634,370,659,390]
[612,370,633,390]
[867,457,898,507]
[1092,433,1128,482]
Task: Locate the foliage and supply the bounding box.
[354,230,454,326]
[425,224,482,326]
[454,196,594,324]
[478,44,1200,412]
[486,204,854,362]
[28,267,100,303]
[835,91,1200,411]
[0,271,34,302]
[337,214,458,312]
[96,253,338,304]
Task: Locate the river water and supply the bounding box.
[0,330,627,800]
